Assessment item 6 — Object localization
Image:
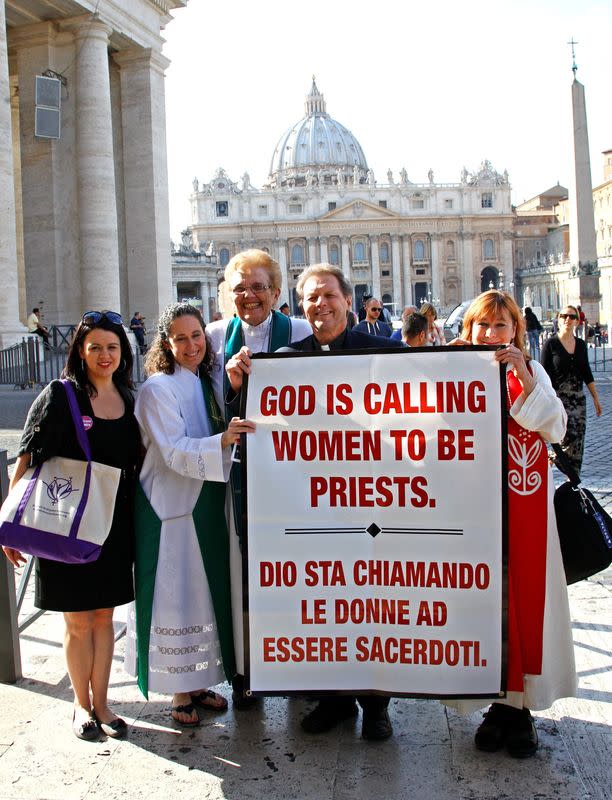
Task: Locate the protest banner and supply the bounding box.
[242,347,507,698]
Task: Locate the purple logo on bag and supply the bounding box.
[42,476,79,505]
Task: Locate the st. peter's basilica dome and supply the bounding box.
[267,78,369,187]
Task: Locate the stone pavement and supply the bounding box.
[0,386,610,800]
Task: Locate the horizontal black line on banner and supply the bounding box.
[284,528,464,535]
[285,529,363,534]
[385,528,464,535]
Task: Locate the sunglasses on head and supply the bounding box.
[82,310,123,326]
[558,313,578,320]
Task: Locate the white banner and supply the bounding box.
[244,348,506,698]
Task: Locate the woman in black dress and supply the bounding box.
[541,305,602,474]
[2,312,140,741]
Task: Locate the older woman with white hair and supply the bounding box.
[206,249,311,706]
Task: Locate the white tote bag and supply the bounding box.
[0,381,121,563]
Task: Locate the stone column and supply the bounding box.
[73,19,121,311]
[460,232,475,299]
[0,3,26,344]
[319,236,328,263]
[340,236,351,279]
[276,239,289,305]
[370,235,381,300]
[200,280,210,323]
[402,236,412,305]
[113,47,173,324]
[391,234,402,309]
[502,231,514,286]
[430,233,441,304]
[307,237,316,265]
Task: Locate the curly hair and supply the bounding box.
[144,303,215,377]
[224,249,282,291]
[62,312,134,397]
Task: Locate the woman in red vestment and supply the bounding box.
[449,291,575,758]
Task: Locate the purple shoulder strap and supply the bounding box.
[60,379,92,460]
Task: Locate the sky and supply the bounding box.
[162,0,612,241]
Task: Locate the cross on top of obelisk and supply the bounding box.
[568,37,578,77]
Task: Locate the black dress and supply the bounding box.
[540,335,594,474]
[18,380,140,612]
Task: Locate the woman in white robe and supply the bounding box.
[448,290,575,758]
[125,303,254,726]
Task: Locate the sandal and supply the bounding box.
[171,702,200,727]
[190,689,228,712]
[72,709,99,741]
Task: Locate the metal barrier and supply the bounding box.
[532,331,609,372]
[0,338,146,386]
[0,450,21,683]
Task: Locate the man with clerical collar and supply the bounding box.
[352,296,393,338]
[207,249,311,709]
[283,264,401,355]
[279,264,401,741]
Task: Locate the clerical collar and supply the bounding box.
[240,313,273,353]
[313,328,348,351]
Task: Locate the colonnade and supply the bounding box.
[0,9,172,344]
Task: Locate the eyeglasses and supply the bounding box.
[231,283,271,296]
[558,313,578,320]
[82,311,123,325]
[370,308,382,313]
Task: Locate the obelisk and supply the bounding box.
[568,42,599,322]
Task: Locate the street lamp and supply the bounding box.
[508,281,515,296]
[488,280,494,290]
[498,271,504,290]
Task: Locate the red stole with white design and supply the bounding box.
[506,369,548,691]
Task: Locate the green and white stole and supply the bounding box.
[133,372,235,698]
[223,311,292,540]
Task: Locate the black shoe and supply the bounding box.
[94,713,128,739]
[301,699,358,734]
[474,703,514,752]
[72,709,99,741]
[505,708,538,758]
[231,689,260,711]
[362,707,393,741]
[231,675,260,711]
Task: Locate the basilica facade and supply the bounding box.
[175,80,515,319]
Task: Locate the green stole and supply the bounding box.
[223,311,292,540]
[133,372,235,699]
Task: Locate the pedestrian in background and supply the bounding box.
[541,305,602,474]
[523,307,542,358]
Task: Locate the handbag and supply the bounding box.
[0,380,121,564]
[552,443,612,584]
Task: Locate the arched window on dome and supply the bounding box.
[219,248,230,267]
[380,242,390,263]
[291,243,305,265]
[353,241,366,262]
[413,240,425,261]
[329,245,339,265]
[483,238,495,259]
